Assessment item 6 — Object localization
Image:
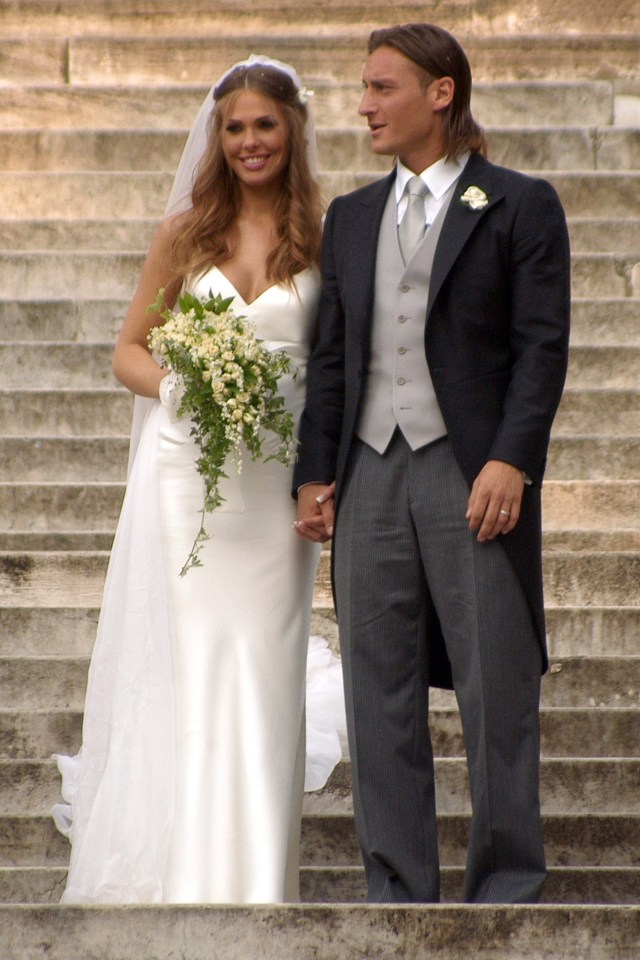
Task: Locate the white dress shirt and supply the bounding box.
[395,154,469,227]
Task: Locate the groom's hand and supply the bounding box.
[294,482,335,543]
[466,460,525,542]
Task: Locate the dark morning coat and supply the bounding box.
[294,152,571,688]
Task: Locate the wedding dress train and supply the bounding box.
[53,266,346,903]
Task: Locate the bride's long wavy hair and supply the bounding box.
[170,64,323,285]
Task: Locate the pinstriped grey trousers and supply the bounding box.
[333,432,546,903]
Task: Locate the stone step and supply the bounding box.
[1,656,636,713]
[3,170,640,221]
[3,530,640,556]
[0,550,638,608]
[569,298,640,343]
[545,438,640,481]
[543,531,640,552]
[1,246,638,299]
[0,343,120,388]
[1,863,638,906]
[0,609,101,656]
[0,220,157,255]
[570,221,640,254]
[302,813,640,870]
[317,552,640,610]
[299,866,640,905]
[58,36,640,88]
[3,219,640,260]
[0,299,129,341]
[0,389,133,437]
[0,605,635,659]
[4,812,638,868]
[564,346,640,388]
[3,757,639,817]
[1,340,639,388]
[0,438,129,482]
[1,296,636,343]
[545,608,640,658]
[0,476,640,542]
[0,710,81,759]
[2,903,640,960]
[312,758,640,817]
[1,704,637,760]
[2,127,640,174]
[0,385,635,438]
[541,481,640,531]
[5,0,640,38]
[554,389,639,436]
[3,434,639,483]
[3,34,640,89]
[0,486,124,536]
[0,82,622,132]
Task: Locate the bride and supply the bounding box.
[53,56,344,904]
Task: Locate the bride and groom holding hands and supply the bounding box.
[54,22,570,906]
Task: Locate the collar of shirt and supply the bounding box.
[395,153,469,225]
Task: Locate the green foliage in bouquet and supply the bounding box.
[148,289,297,576]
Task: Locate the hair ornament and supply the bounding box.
[296,86,314,106]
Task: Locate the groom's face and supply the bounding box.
[359,45,449,173]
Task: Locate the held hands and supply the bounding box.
[466,459,525,542]
[294,482,335,543]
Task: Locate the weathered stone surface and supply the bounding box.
[546,438,640,481]
[554,389,639,436]
[3,811,639,869]
[4,434,639,485]
[1,902,639,960]
[541,481,640,530]
[0,0,638,949]
[0,389,132,437]
[3,757,640,817]
[3,0,640,38]
[0,38,66,84]
[0,82,618,131]
[1,245,636,298]
[0,438,128,482]
[0,299,128,342]
[0,485,124,533]
[569,298,640,342]
[64,35,640,85]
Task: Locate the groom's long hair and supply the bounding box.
[368,23,487,161]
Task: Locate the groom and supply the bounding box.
[294,23,570,903]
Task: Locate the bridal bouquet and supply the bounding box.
[148,288,297,576]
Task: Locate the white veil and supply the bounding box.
[127,54,318,471]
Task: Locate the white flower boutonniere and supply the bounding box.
[460,185,489,211]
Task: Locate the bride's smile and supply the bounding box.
[221,90,291,188]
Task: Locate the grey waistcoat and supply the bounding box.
[356,180,456,453]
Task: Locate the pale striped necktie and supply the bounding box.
[398,175,428,263]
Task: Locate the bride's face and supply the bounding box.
[219,90,290,188]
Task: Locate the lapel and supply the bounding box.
[427,154,504,317]
[347,171,396,339]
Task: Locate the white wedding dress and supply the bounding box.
[53,265,346,904]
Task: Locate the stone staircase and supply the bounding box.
[1,1,639,957]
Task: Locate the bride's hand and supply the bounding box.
[158,371,186,422]
[294,482,335,542]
